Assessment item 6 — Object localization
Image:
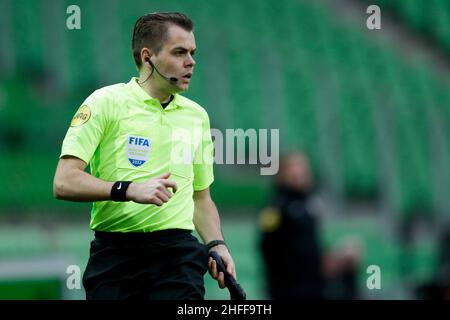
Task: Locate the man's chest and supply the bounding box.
[101,104,202,175]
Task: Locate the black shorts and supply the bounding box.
[82,229,209,300]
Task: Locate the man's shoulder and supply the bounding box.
[82,83,128,113]
[175,94,209,117]
[89,82,127,100]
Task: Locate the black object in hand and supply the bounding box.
[209,251,247,300]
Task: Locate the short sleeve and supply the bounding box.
[193,111,214,191]
[60,92,108,164]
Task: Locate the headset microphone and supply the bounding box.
[146,58,178,83]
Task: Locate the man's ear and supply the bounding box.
[140,48,152,65]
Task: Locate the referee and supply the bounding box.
[53,12,236,300]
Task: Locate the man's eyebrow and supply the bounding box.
[172,46,196,52]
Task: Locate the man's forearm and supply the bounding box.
[54,167,113,202]
[193,189,236,281]
[193,196,225,245]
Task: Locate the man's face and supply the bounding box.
[152,24,196,92]
[278,154,313,192]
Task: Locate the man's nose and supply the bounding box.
[186,54,195,67]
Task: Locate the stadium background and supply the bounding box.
[0,0,449,299]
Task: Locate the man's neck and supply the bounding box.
[137,75,172,103]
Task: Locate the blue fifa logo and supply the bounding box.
[126,135,151,167]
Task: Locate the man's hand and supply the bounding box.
[126,172,178,205]
[208,244,236,289]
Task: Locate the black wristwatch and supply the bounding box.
[206,240,227,251]
[110,181,132,202]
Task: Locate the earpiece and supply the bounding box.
[145,57,178,83]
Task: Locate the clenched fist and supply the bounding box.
[126,172,178,205]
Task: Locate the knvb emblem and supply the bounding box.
[126,136,151,167]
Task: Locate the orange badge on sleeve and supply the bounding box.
[70,105,91,127]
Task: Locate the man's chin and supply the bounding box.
[174,83,189,92]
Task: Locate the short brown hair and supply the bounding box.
[132,12,194,69]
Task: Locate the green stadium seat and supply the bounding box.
[0,0,448,215]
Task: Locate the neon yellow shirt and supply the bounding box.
[60,77,214,232]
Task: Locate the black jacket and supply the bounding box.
[260,186,324,299]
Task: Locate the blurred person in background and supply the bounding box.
[322,237,362,300]
[53,12,235,300]
[259,151,324,299]
[258,152,363,300]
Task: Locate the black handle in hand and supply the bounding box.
[209,251,247,300]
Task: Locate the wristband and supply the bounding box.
[110,181,132,202]
[206,240,227,251]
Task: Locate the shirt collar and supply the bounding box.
[128,77,180,110]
